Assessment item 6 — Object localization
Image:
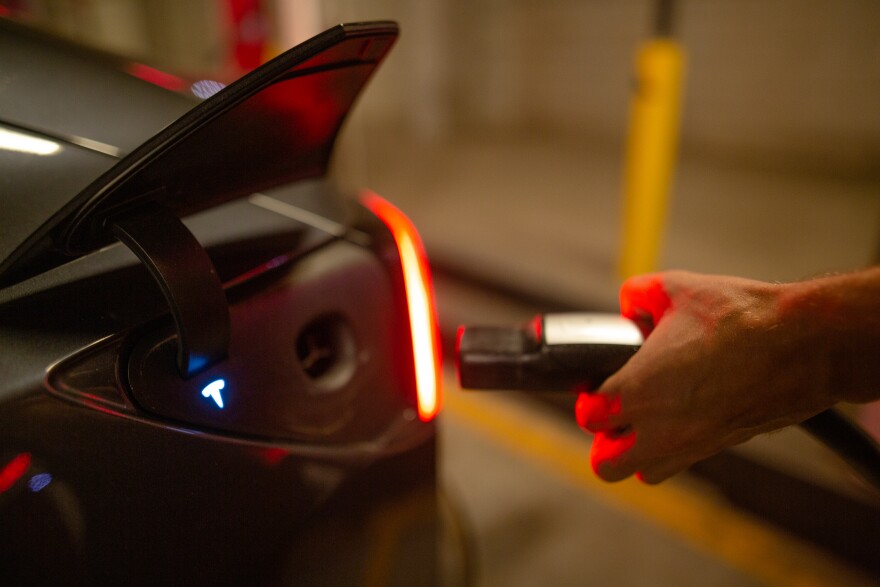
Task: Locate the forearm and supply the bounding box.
[779,266,880,404]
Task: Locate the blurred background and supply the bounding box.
[5,1,878,289]
[3,1,879,585]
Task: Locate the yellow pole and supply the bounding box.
[618,32,686,279]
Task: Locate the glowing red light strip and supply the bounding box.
[0,452,31,494]
[362,192,441,421]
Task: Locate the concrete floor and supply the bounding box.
[438,376,877,587]
[439,380,759,587]
[347,130,880,586]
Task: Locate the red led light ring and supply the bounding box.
[361,192,441,421]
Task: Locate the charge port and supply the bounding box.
[295,314,358,393]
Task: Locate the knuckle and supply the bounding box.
[575,392,622,431]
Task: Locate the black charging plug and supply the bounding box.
[456,313,643,392]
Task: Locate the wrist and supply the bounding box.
[778,271,880,404]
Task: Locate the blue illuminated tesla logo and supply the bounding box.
[201,379,225,409]
[28,473,52,493]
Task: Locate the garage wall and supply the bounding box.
[342,0,880,177]
[10,0,880,177]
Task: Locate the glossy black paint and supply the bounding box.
[0,21,397,286]
[0,19,438,586]
[123,242,410,442]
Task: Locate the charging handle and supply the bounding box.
[112,204,230,378]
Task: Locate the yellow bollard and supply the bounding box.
[618,38,685,279]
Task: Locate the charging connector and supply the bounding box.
[456,313,643,392]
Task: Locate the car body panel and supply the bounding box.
[0,19,192,155]
[0,19,439,585]
[0,21,397,286]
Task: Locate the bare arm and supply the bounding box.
[576,267,880,484]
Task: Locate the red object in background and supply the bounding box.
[227,0,268,72]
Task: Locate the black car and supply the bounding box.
[0,19,443,585]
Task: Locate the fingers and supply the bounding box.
[585,271,698,483]
[636,441,723,484]
[592,433,699,484]
[591,431,692,484]
[636,459,690,485]
[590,430,637,482]
[619,273,672,336]
[577,393,639,482]
[575,392,625,432]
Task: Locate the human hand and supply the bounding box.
[575,271,839,484]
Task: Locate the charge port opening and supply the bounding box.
[295,314,358,393]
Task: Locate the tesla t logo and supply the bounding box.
[201,379,226,409]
